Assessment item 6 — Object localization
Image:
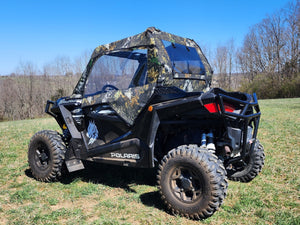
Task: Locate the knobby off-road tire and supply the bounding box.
[157,145,228,220]
[227,139,265,182]
[28,130,66,182]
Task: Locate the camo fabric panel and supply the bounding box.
[109,84,156,125]
[76,27,213,125]
[147,37,160,84]
[82,84,155,125]
[74,27,212,95]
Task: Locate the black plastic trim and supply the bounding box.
[45,100,57,118]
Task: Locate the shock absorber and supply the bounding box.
[200,131,216,153]
[201,133,206,148]
[207,130,216,153]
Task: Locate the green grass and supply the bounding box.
[0,98,299,224]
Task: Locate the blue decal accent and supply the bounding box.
[87,120,98,145]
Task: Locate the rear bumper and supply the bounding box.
[200,88,261,161]
[218,92,261,159]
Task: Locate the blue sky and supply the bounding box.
[0,0,293,75]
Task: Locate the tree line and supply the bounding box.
[0,52,91,121]
[207,0,299,98]
[0,0,299,121]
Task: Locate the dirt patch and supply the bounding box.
[50,197,98,212]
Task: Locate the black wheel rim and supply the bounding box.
[169,165,203,203]
[33,142,51,170]
[229,154,251,173]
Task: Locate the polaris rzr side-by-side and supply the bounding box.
[28,27,265,219]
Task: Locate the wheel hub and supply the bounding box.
[170,166,202,203]
[40,152,48,162]
[35,146,49,168]
[181,177,193,191]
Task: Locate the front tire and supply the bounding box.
[28,130,66,182]
[157,145,228,220]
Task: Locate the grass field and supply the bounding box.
[0,98,299,224]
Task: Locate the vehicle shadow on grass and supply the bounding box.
[25,161,164,210]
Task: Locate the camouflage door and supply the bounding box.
[81,48,155,149]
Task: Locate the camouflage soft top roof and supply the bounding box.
[72,27,213,125]
[73,27,213,95]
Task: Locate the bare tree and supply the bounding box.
[283,0,300,77]
[15,61,39,118]
[238,0,299,80]
[227,38,236,89]
[74,49,93,76]
[55,56,73,76]
[0,78,18,120]
[213,45,229,89]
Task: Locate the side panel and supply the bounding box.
[85,138,150,168]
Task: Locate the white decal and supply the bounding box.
[110,153,140,160]
[183,79,193,92]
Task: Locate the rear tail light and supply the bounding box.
[204,103,218,113]
[223,102,235,113]
[204,102,235,113]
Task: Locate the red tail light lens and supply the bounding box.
[204,102,235,113]
[223,103,235,113]
[204,103,219,113]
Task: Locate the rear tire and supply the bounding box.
[227,139,265,182]
[28,130,66,182]
[157,145,228,220]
